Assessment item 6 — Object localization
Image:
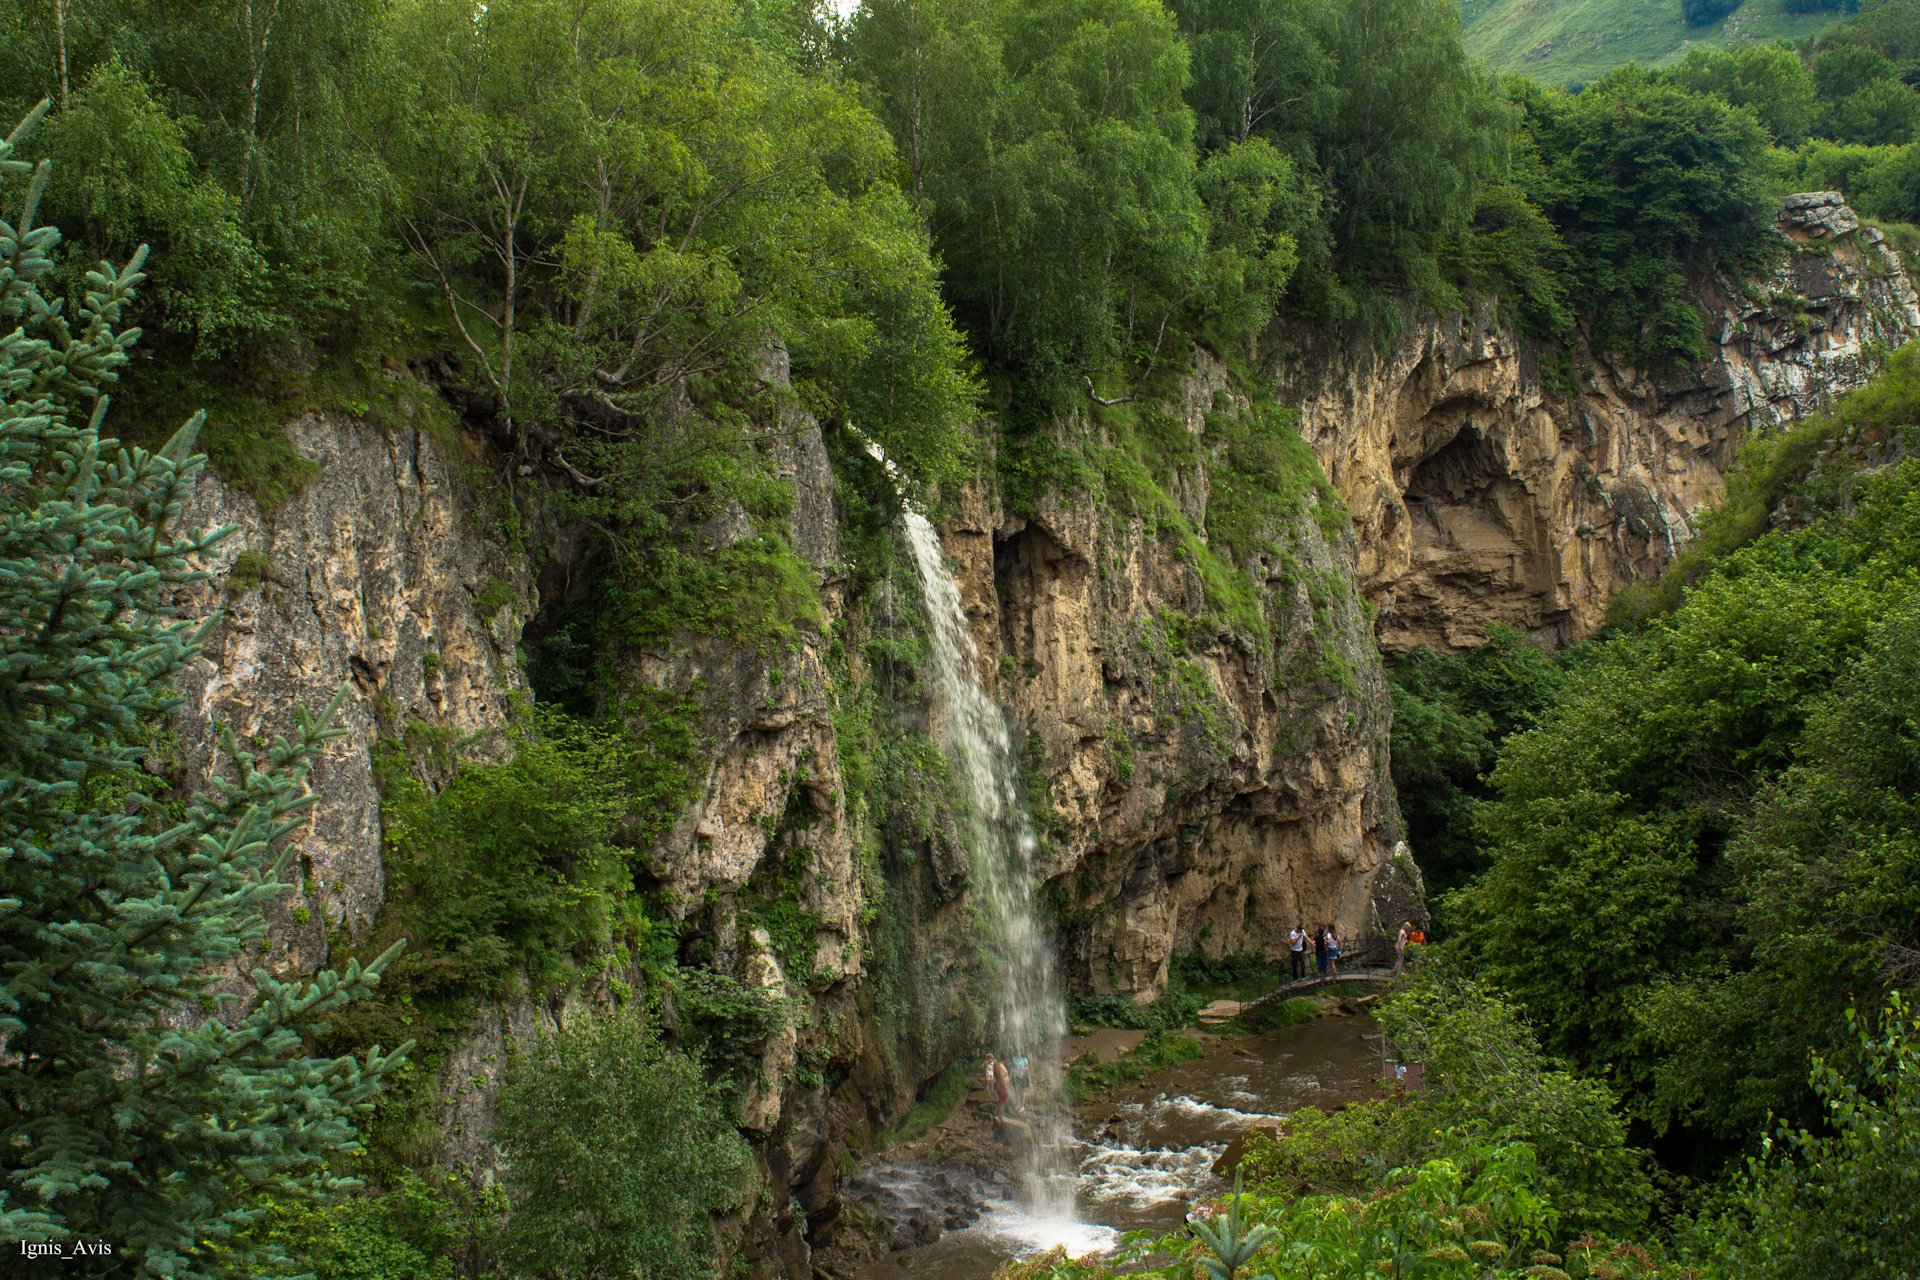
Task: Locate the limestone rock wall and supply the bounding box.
[1269,195,1920,652]
[174,412,531,971]
[942,353,1414,998]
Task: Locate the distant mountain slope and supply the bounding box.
[1460,0,1846,85]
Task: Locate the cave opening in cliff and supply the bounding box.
[1403,425,1502,507]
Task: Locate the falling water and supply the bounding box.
[899,505,1076,1227]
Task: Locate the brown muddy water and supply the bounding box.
[844,1013,1387,1279]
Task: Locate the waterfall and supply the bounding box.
[899,506,1076,1224]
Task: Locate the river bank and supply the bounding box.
[817,999,1388,1279]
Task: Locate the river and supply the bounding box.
[844,1011,1387,1279]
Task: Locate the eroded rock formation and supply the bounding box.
[175,413,530,969]
[1271,194,1920,652]
[942,355,1412,998]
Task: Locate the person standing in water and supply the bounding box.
[1289,923,1309,981]
[1011,1054,1030,1111]
[992,1057,1013,1117]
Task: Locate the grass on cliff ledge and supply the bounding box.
[884,1061,973,1146]
[114,330,462,510]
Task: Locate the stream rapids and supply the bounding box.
[839,1012,1387,1279]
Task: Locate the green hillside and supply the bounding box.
[1461,0,1845,85]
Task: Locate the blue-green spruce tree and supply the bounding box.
[0,104,403,1275]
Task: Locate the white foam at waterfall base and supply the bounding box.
[894,488,1075,1224]
[1155,1094,1291,1127]
[967,1199,1122,1259]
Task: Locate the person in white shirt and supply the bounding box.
[1288,924,1308,981]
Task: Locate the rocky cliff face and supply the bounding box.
[1270,194,1920,653]
[163,354,1412,1273]
[161,194,1913,1277]
[941,355,1413,999]
[174,412,531,971]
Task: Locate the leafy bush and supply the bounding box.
[1069,984,1205,1032]
[35,61,281,352]
[1377,973,1652,1236]
[1691,997,1920,1279]
[377,705,662,994]
[1659,44,1817,144]
[1388,626,1567,901]
[254,1171,473,1280]
[1240,974,1650,1237]
[495,1014,749,1280]
[1680,0,1744,28]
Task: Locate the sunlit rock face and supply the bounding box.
[1271,194,1920,654]
[174,411,531,969]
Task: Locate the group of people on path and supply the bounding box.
[1287,923,1342,980]
[981,1052,1030,1118]
[1285,919,1427,981]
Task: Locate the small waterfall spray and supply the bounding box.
[899,505,1076,1225]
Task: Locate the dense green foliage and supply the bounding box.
[375,706,665,995]
[0,111,397,1274]
[1173,0,1510,329]
[1694,996,1920,1278]
[255,1170,472,1280]
[1389,626,1569,902]
[0,0,386,353]
[1516,68,1774,368]
[1450,347,1920,1143]
[494,1016,750,1280]
[1641,4,1920,232]
[0,0,980,517]
[849,0,1306,402]
[379,0,974,479]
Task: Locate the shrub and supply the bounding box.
[1695,997,1920,1279]
[495,1014,749,1280]
[254,1171,471,1280]
[377,705,656,994]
